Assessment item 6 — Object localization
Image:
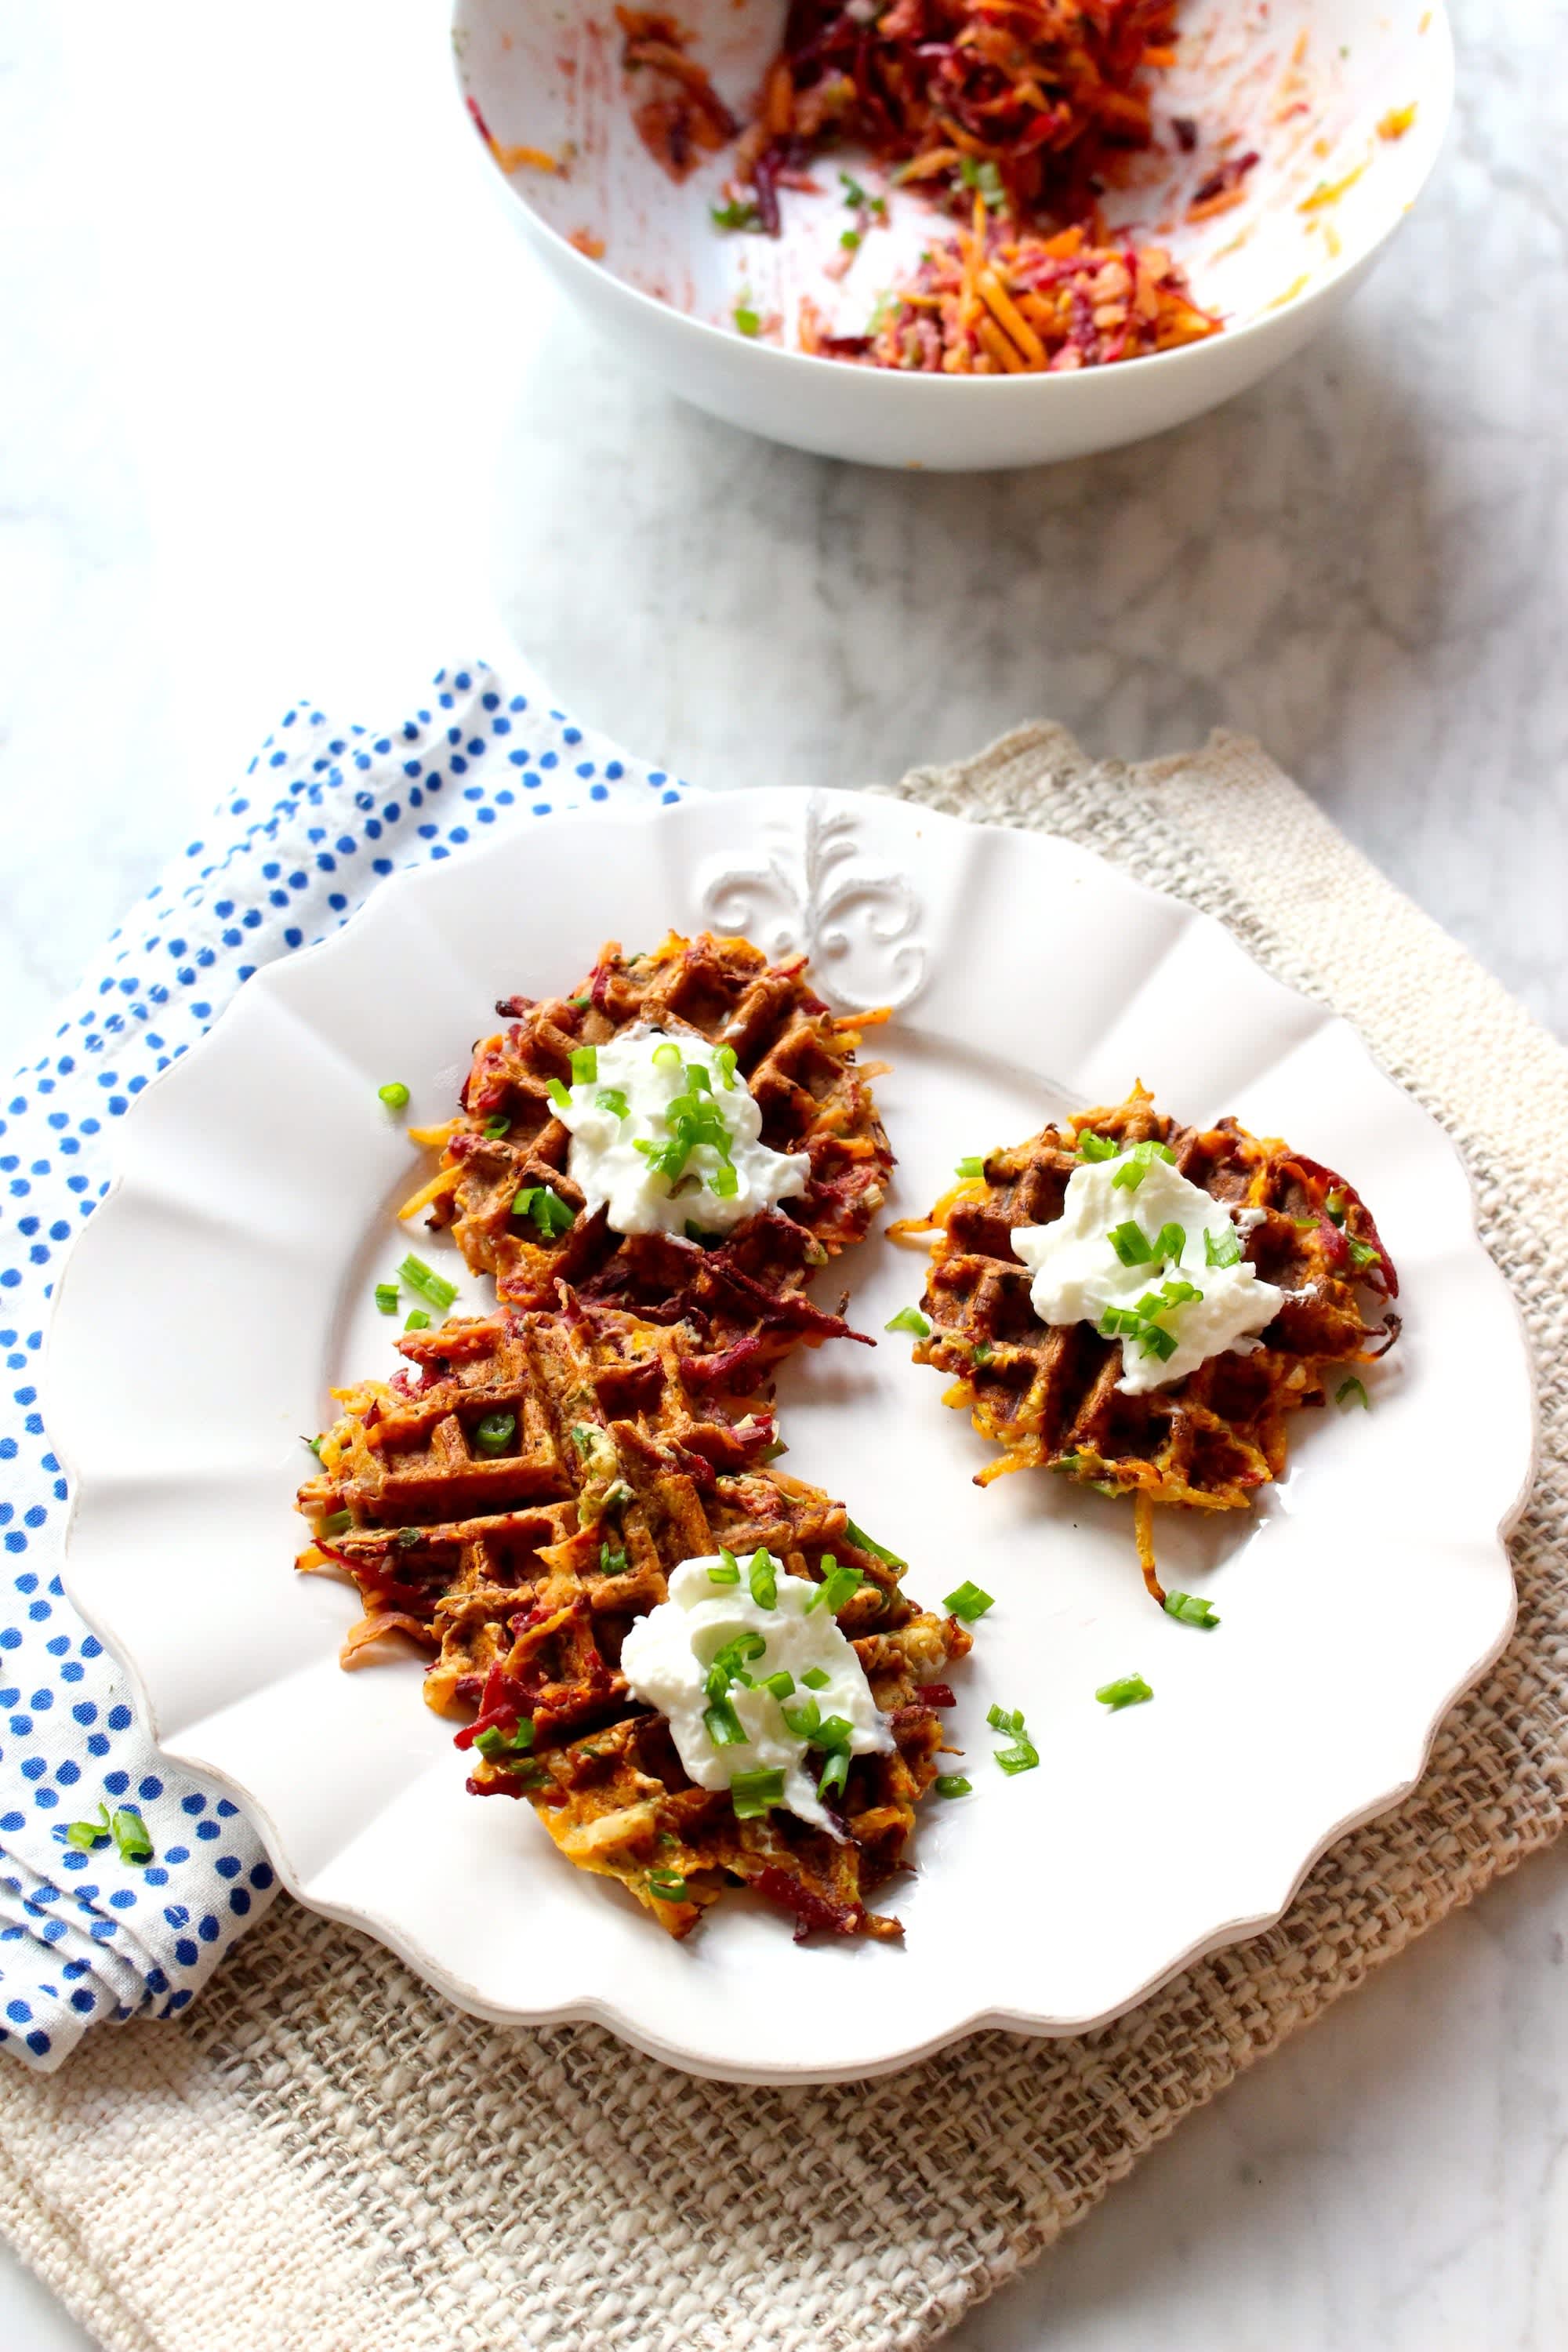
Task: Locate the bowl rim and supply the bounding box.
[448,0,1454,397]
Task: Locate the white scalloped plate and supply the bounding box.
[49,788,1532,2082]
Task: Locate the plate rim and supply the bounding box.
[46,783,1537,2082]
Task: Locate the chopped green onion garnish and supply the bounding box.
[734,301,761,338]
[782,1697,821,1738]
[374,1281,399,1314]
[840,227,861,251]
[808,1559,865,1615]
[801,1666,829,1690]
[748,1548,777,1608]
[652,1040,683,1069]
[943,1580,995,1621]
[1138,1323,1178,1363]
[844,1516,906,1567]
[1077,1131,1118,1161]
[599,1541,629,1574]
[1152,1222,1185,1265]
[570,1045,597,1085]
[474,1412,516,1456]
[1157,1279,1203,1308]
[475,1718,535,1759]
[1109,1221,1153,1266]
[817,1751,850,1800]
[955,1156,985,1179]
[397,1254,458,1312]
[957,153,1005,207]
[303,1433,323,1457]
[377,1082,410,1111]
[1204,1225,1242,1268]
[513,1185,574,1239]
[815,1714,853,1752]
[319,1510,352,1538]
[714,1044,739,1090]
[973,1341,993,1365]
[405,1309,430,1331]
[711,198,761,231]
[1325,1191,1347,1225]
[647,1867,689,1900]
[709,1163,739,1199]
[1109,1139,1177,1192]
[533,1186,575,1239]
[684,1063,712,1095]
[1164,1591,1220,1629]
[1095,1674,1153,1709]
[597,1087,630,1119]
[934,1774,972,1799]
[1337,1375,1370,1410]
[111,1808,153,1865]
[709,1633,767,1697]
[885,1305,931,1338]
[64,1806,111,1853]
[703,1697,747,1748]
[760,1671,795,1700]
[545,1076,572,1111]
[707,1556,741,1586]
[1347,1236,1381,1270]
[731,1766,786,1817]
[483,1113,511,1139]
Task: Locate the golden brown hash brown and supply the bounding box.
[298,1306,968,1941]
[408,930,892,1377]
[899,1083,1399,1534]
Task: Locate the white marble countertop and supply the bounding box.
[2,4,1564,2347]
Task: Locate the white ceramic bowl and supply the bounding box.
[452,0,1452,469]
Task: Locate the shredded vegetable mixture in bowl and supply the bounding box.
[452,0,1452,463]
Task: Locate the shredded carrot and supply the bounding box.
[397,1165,461,1222]
[977,314,1029,373]
[1134,1491,1164,1605]
[1377,103,1417,141]
[1265,274,1310,311]
[408,1118,459,1150]
[978,270,1048,368]
[494,143,561,175]
[1299,155,1370,212]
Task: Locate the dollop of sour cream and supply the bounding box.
[619,1555,892,1831]
[1011,1147,1285,1395]
[554,1023,809,1240]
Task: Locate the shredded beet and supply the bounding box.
[752,1864,863,1942]
[1292,1156,1400,1298]
[916,1682,957,1708]
[735,0,1177,234]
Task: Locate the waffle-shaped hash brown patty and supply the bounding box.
[412,931,892,1373]
[901,1084,1399,1512]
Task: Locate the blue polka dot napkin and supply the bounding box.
[2,661,688,2070]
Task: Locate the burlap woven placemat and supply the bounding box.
[1,726,1561,2352]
